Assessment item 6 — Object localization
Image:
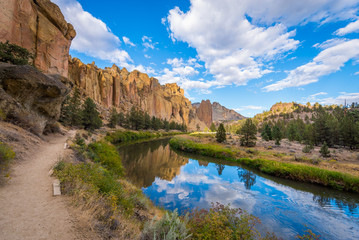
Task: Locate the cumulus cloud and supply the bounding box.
[336,19,359,35]
[156,57,212,92]
[122,36,136,47]
[53,0,132,66]
[53,0,157,75]
[263,39,359,91]
[165,0,359,90]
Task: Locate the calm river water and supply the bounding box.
[118,138,359,240]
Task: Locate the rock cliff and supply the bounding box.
[193,100,245,126]
[68,58,206,130]
[0,0,76,77]
[0,63,69,135]
[212,102,245,122]
[194,100,213,127]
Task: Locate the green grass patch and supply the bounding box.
[0,141,15,173]
[105,130,183,144]
[169,137,359,193]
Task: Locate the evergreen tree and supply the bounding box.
[261,124,271,141]
[0,41,33,65]
[108,107,119,128]
[216,123,226,143]
[144,112,151,130]
[210,122,217,132]
[272,125,282,145]
[59,87,82,127]
[320,141,330,158]
[151,116,159,130]
[163,119,170,132]
[82,98,102,130]
[118,112,125,127]
[237,119,257,147]
[169,121,176,130]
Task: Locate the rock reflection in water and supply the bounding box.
[119,139,188,187]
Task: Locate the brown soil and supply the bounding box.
[0,122,99,240]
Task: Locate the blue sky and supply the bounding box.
[53,0,359,117]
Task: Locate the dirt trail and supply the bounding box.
[0,131,85,240]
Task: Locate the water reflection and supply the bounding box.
[119,139,359,240]
[118,139,188,187]
[237,168,256,190]
[215,164,225,176]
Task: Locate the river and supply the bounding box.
[118,138,359,240]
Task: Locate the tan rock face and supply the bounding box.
[68,58,205,130]
[212,102,245,122]
[195,100,213,127]
[0,0,76,77]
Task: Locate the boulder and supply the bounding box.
[0,63,69,135]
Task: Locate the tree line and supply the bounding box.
[108,106,187,132]
[60,88,187,132]
[59,88,102,130]
[259,105,359,149]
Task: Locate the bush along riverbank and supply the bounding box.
[105,130,184,145]
[169,137,359,193]
[55,133,321,239]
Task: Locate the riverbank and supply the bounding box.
[169,136,359,193]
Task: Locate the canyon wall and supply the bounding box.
[68,58,206,130]
[0,0,76,77]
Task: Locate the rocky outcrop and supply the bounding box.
[193,100,245,126]
[0,63,69,135]
[68,58,206,130]
[195,100,213,127]
[0,0,76,77]
[212,102,245,122]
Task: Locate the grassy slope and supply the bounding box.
[169,137,359,193]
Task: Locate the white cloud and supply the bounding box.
[144,54,151,59]
[263,39,359,91]
[336,19,359,36]
[122,36,136,47]
[234,105,263,112]
[53,0,157,75]
[53,0,132,67]
[354,71,359,75]
[142,36,158,50]
[319,92,359,105]
[165,0,359,90]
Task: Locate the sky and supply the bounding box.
[53,0,359,117]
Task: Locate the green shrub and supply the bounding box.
[170,137,359,193]
[141,209,191,240]
[0,41,33,65]
[302,144,314,153]
[0,141,15,168]
[319,141,330,158]
[187,203,260,240]
[0,109,6,121]
[88,141,124,177]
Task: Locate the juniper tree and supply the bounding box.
[216,123,226,143]
[320,141,330,158]
[237,119,257,147]
[108,107,119,128]
[82,98,102,130]
[272,125,282,145]
[210,122,217,132]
